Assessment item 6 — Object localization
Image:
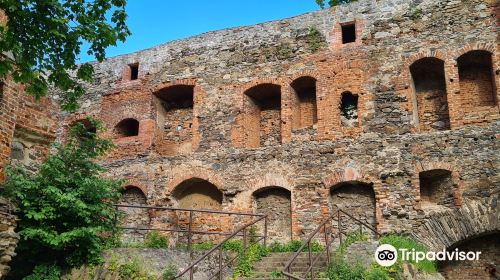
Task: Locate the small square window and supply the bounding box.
[341,23,356,44]
[129,64,139,80]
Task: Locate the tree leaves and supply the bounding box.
[2,118,124,277]
[0,0,130,111]
[315,0,357,8]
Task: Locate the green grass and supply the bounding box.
[268,240,323,253]
[379,234,437,273]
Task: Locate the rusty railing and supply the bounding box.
[173,214,267,280]
[113,204,268,280]
[282,207,379,280]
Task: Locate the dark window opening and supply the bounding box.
[457,50,496,106]
[419,169,454,208]
[129,64,139,80]
[114,118,139,137]
[410,58,450,131]
[341,23,356,44]
[244,83,282,147]
[291,76,317,129]
[340,91,359,127]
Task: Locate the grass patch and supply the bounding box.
[379,234,437,273]
[268,240,323,253]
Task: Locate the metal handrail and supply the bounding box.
[173,214,267,280]
[114,204,265,251]
[282,207,379,280]
[113,204,268,280]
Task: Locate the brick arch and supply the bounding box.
[239,78,284,94]
[123,180,148,197]
[412,196,499,251]
[165,168,225,196]
[245,173,294,194]
[151,78,198,93]
[451,43,496,61]
[413,161,463,208]
[284,71,319,84]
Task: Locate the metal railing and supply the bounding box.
[173,214,267,280]
[282,207,378,280]
[113,204,268,280]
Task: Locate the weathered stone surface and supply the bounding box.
[0,0,499,278]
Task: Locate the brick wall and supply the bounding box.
[439,234,499,280]
[50,0,499,252]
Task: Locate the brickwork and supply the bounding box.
[254,187,292,243]
[119,187,150,242]
[330,181,376,236]
[49,0,499,247]
[439,234,500,280]
[0,0,496,277]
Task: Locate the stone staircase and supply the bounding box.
[239,252,329,280]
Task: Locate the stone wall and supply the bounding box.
[48,1,500,278]
[254,187,292,243]
[438,233,499,280]
[0,199,18,279]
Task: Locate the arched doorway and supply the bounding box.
[330,181,376,237]
[171,178,224,244]
[118,186,150,242]
[253,186,292,243]
[438,233,499,280]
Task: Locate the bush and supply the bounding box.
[3,118,123,278]
[379,234,437,273]
[162,264,179,280]
[23,264,61,280]
[143,231,169,249]
[233,243,268,277]
[338,232,369,254]
[267,240,323,253]
[327,258,366,280]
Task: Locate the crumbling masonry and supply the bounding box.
[0,0,499,279]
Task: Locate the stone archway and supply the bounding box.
[170,178,224,244]
[412,197,499,251]
[438,232,499,280]
[118,186,150,242]
[330,181,376,236]
[253,186,292,243]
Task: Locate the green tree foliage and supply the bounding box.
[315,0,356,8]
[0,0,131,111]
[2,118,124,278]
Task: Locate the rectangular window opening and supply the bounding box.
[129,64,139,80]
[341,23,356,44]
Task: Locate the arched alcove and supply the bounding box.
[330,181,376,235]
[172,178,223,210]
[252,186,292,242]
[410,57,450,131]
[291,76,317,129]
[438,233,499,280]
[114,118,139,138]
[457,50,496,107]
[243,83,282,147]
[118,186,150,242]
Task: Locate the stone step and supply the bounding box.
[255,261,328,269]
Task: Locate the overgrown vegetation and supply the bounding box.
[232,243,269,278]
[162,264,179,280]
[380,234,437,273]
[327,233,437,280]
[268,240,323,253]
[23,264,61,280]
[307,27,323,53]
[108,257,158,280]
[0,0,130,111]
[315,0,357,8]
[2,118,124,279]
[337,232,369,254]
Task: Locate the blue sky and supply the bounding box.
[79,1,320,62]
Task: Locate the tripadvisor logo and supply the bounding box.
[375,244,482,267]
